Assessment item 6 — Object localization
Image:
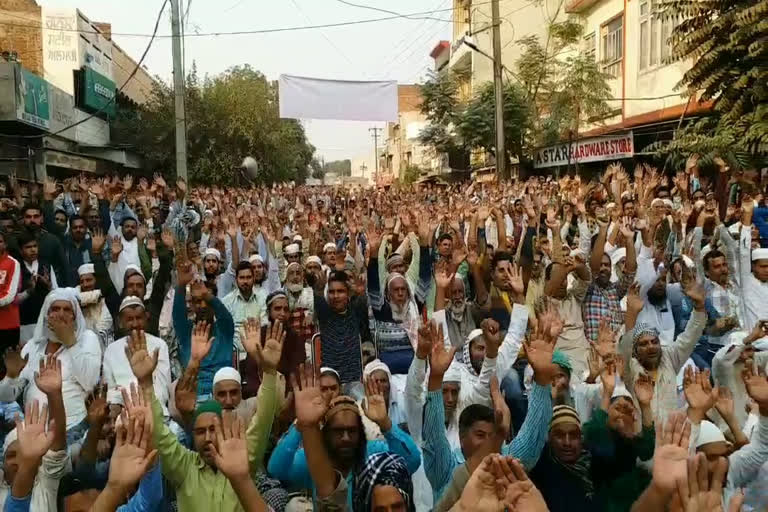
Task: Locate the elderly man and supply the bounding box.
[321,242,336,274]
[211,367,258,423]
[222,261,266,361]
[360,359,406,437]
[102,297,171,414]
[76,263,113,349]
[284,261,315,344]
[0,288,101,444]
[620,280,706,424]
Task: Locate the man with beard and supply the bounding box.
[619,279,706,425]
[75,264,113,349]
[284,261,316,345]
[366,225,432,374]
[585,216,637,342]
[106,215,141,294]
[13,203,65,290]
[90,228,171,337]
[173,261,235,399]
[268,365,420,507]
[128,315,280,512]
[738,199,768,332]
[222,262,266,361]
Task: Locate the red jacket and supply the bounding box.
[0,253,20,330]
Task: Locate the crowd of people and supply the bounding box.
[0,160,763,511]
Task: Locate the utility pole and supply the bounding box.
[170,0,188,181]
[369,127,382,183]
[491,0,506,179]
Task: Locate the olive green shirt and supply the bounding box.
[150,371,278,511]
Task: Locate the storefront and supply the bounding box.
[533,132,634,175]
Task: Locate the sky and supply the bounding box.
[39,0,454,167]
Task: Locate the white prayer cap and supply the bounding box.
[78,263,95,276]
[293,234,303,242]
[605,202,616,210]
[695,420,729,448]
[320,367,341,382]
[3,428,17,455]
[119,295,145,313]
[363,359,391,381]
[323,242,337,252]
[611,384,634,402]
[443,361,462,383]
[682,255,695,269]
[663,199,674,208]
[204,248,221,261]
[610,248,626,267]
[306,255,322,266]
[752,248,768,261]
[467,329,484,344]
[249,254,264,264]
[651,198,664,207]
[213,367,242,387]
[123,264,144,281]
[285,243,300,255]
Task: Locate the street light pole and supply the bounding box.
[491,0,506,179]
[170,0,188,181]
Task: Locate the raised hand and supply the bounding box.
[593,318,618,358]
[683,366,715,421]
[86,382,109,427]
[682,280,706,311]
[635,372,655,407]
[291,364,328,430]
[91,228,106,255]
[190,321,213,363]
[137,224,148,242]
[434,263,455,290]
[176,260,195,287]
[43,177,58,200]
[600,358,617,397]
[34,355,62,396]
[240,318,262,362]
[416,321,436,360]
[742,360,768,411]
[4,347,26,379]
[713,386,735,421]
[175,365,199,417]
[626,282,644,316]
[427,321,455,378]
[651,411,691,499]
[111,235,123,261]
[363,377,391,431]
[15,400,55,465]
[525,305,560,386]
[160,228,175,249]
[260,321,286,373]
[124,329,159,384]
[107,411,157,493]
[212,412,249,480]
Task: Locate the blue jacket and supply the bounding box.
[173,286,235,396]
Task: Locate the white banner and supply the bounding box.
[534,132,634,168]
[278,74,398,122]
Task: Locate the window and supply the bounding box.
[583,31,596,60]
[601,16,623,78]
[640,0,679,70]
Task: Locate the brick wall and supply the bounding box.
[0,0,42,76]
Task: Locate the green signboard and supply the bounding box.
[79,67,116,118]
[17,68,50,129]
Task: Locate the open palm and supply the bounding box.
[125,331,159,382]
[651,412,690,496]
[16,400,55,463]
[292,364,327,429]
[742,363,768,407]
[213,413,249,480]
[34,355,61,395]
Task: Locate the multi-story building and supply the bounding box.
[378,84,439,185]
[0,0,157,180]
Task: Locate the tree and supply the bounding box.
[112,64,315,186]
[658,0,768,157]
[401,164,421,185]
[418,69,464,155]
[323,159,352,177]
[310,158,324,180]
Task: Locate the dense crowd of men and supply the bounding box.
[0,161,764,511]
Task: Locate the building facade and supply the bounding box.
[0,0,157,180]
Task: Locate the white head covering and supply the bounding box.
[363,359,391,381]
[752,248,768,261]
[306,255,322,266]
[293,234,303,242]
[119,295,145,313]
[123,264,145,281]
[213,367,242,387]
[204,248,222,261]
[320,367,341,381]
[77,263,95,277]
[695,420,729,448]
[249,254,264,264]
[284,243,300,255]
[30,288,88,347]
[443,360,462,383]
[611,384,634,402]
[323,242,337,252]
[610,248,627,283]
[467,329,484,343]
[2,428,17,456]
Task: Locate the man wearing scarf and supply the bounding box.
[284,261,316,344]
[367,229,432,375]
[75,263,113,349]
[0,288,101,445]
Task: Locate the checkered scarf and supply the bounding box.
[354,453,414,512]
